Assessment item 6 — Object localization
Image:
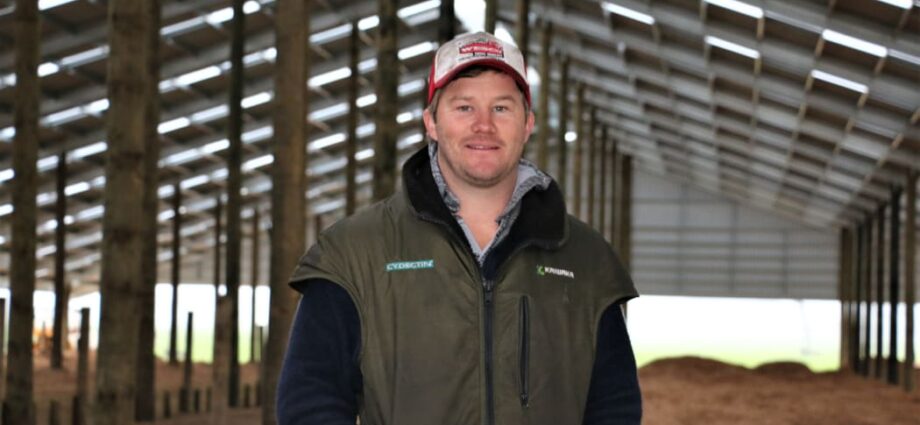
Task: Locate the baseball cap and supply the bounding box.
[427,31,531,107]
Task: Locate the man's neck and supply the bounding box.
[438,157,517,249]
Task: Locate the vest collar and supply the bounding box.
[402,146,568,252]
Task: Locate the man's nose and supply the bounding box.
[471,108,496,133]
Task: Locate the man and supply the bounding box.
[278,31,641,424]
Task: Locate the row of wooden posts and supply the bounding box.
[7,0,635,424]
[0,302,265,425]
[838,172,918,392]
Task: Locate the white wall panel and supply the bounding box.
[631,170,838,300]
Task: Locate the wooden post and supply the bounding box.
[346,21,359,216]
[619,155,633,272]
[587,109,597,228]
[0,298,5,400]
[535,20,551,171]
[484,0,497,34]
[52,152,67,371]
[598,127,608,237]
[852,223,864,373]
[859,222,872,376]
[162,391,171,419]
[213,294,231,423]
[864,217,873,376]
[7,0,40,422]
[225,0,246,408]
[373,0,398,201]
[169,183,182,366]
[875,207,886,379]
[572,83,585,219]
[250,208,260,364]
[75,308,89,425]
[136,2,161,420]
[265,1,309,423]
[438,0,455,42]
[888,186,902,385]
[608,138,619,244]
[904,172,916,392]
[839,227,851,371]
[49,400,60,425]
[96,0,150,422]
[180,312,193,413]
[212,196,229,422]
[555,57,569,191]
[515,0,530,63]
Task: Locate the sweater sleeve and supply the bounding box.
[277,279,362,425]
[582,303,643,425]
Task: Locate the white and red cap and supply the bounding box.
[427,31,531,107]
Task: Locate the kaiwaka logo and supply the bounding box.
[386,259,435,272]
[536,265,575,279]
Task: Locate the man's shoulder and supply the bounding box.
[320,192,408,238]
[563,214,613,248]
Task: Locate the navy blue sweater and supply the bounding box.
[278,279,641,424]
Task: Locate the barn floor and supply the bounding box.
[641,357,920,425]
[24,351,920,424]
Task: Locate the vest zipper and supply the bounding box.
[482,279,496,425]
[518,296,530,407]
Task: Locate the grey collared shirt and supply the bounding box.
[428,143,551,264]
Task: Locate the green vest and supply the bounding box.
[290,148,637,425]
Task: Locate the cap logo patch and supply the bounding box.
[459,40,504,58]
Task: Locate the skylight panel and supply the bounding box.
[704,0,763,19]
[201,139,230,154]
[358,16,380,31]
[180,174,211,190]
[60,46,108,68]
[39,0,76,11]
[601,2,655,25]
[876,0,912,9]
[357,94,377,108]
[309,67,350,88]
[85,99,109,115]
[398,0,440,18]
[398,42,437,60]
[705,35,760,59]
[161,16,206,37]
[356,148,374,161]
[37,155,59,172]
[43,106,83,126]
[158,117,191,134]
[822,29,887,57]
[242,126,273,143]
[241,92,272,108]
[175,66,222,87]
[65,181,91,196]
[0,169,13,183]
[811,69,868,93]
[310,24,351,44]
[0,204,11,217]
[191,105,229,123]
[309,133,346,152]
[38,62,60,77]
[242,154,273,172]
[71,141,107,160]
[206,7,234,26]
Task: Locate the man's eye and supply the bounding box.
[456,105,472,112]
[494,105,509,112]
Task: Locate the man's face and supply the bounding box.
[423,70,535,190]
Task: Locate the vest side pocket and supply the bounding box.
[518,295,530,407]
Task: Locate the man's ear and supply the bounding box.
[423,108,438,142]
